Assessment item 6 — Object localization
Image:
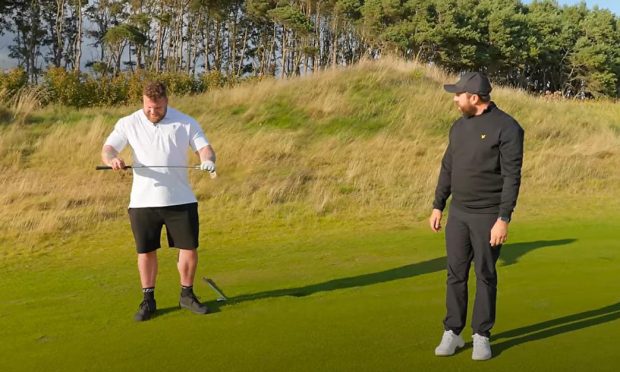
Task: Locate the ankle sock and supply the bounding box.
[142,287,155,300]
[181,285,193,297]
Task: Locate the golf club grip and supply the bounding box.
[95,165,131,170]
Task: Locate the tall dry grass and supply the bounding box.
[0,86,46,126]
[0,118,129,253]
[1,59,619,255]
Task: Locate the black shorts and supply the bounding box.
[128,203,199,253]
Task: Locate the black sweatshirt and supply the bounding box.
[433,102,524,219]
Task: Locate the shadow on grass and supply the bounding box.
[156,299,224,316]
[156,306,181,316]
[229,256,447,303]
[500,239,577,266]
[493,301,620,357]
[214,239,577,305]
[201,239,576,309]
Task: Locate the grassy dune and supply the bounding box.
[1,59,619,255]
[0,59,619,370]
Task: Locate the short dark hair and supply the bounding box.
[478,94,491,103]
[466,92,491,103]
[143,81,167,100]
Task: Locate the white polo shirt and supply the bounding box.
[104,107,209,208]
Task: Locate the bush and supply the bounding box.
[90,77,118,106]
[0,68,29,98]
[156,72,200,96]
[200,71,225,91]
[43,68,95,107]
[20,67,246,108]
[125,72,145,103]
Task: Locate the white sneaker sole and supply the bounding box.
[434,340,465,356]
[472,352,492,361]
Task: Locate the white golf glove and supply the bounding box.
[200,160,216,173]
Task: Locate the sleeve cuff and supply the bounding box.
[432,202,445,211]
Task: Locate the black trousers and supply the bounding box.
[443,205,501,338]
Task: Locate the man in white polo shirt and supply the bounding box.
[101,81,216,321]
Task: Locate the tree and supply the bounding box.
[569,7,620,97]
[268,3,314,77]
[85,0,129,68]
[7,0,48,82]
[484,0,531,86]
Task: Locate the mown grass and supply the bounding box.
[0,58,619,370]
[0,216,618,371]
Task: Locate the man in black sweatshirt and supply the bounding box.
[430,72,524,361]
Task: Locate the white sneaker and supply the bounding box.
[472,333,492,360]
[434,330,465,356]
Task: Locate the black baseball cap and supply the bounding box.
[444,72,492,95]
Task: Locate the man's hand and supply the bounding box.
[490,219,509,247]
[200,160,216,173]
[102,145,125,170]
[429,209,443,232]
[109,157,126,170]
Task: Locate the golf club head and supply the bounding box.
[203,277,228,301]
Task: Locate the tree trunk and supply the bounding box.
[280,25,286,78]
[237,28,248,78]
[54,0,65,67]
[215,19,222,72]
[331,15,338,69]
[154,20,167,73]
[269,25,277,76]
[230,18,237,77]
[203,14,211,71]
[187,12,194,74]
[74,0,82,72]
[257,28,267,76]
[315,2,321,71]
[190,11,204,76]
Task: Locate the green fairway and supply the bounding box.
[1,215,618,371]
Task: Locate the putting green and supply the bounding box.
[1,215,618,371]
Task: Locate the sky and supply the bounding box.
[524,0,620,14]
[1,1,619,70]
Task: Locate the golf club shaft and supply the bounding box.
[96,165,199,170]
[203,277,228,301]
[96,165,217,178]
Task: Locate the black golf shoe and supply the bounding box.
[179,292,209,314]
[134,298,156,321]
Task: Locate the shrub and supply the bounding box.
[43,68,93,107]
[156,72,200,96]
[200,71,225,91]
[0,68,29,99]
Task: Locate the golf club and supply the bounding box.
[96,165,217,179]
[202,277,228,302]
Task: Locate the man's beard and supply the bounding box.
[146,108,166,123]
[458,104,477,117]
